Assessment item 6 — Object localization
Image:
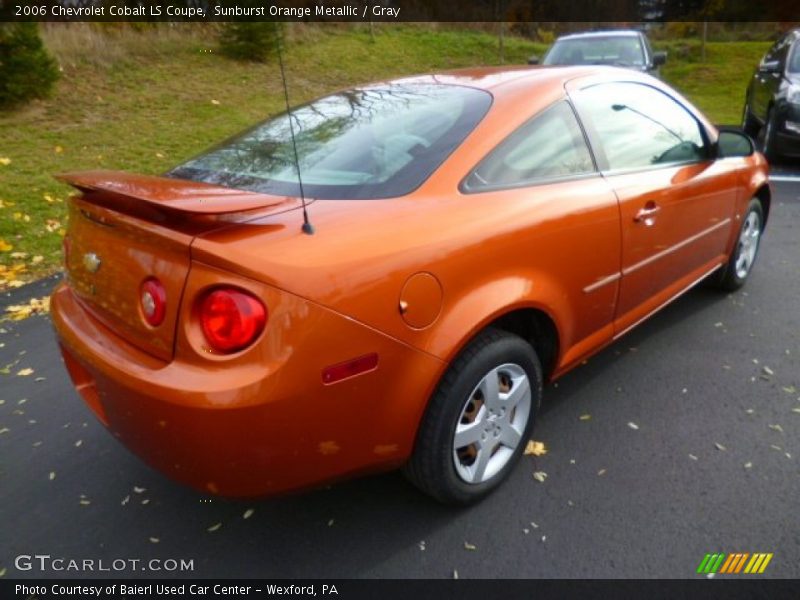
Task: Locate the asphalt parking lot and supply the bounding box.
[1,175,798,580]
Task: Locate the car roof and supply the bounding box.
[390,65,601,94]
[557,30,642,41]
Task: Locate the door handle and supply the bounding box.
[634,203,660,226]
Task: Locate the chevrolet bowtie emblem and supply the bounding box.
[83,252,102,273]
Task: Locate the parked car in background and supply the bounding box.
[53,66,767,505]
[529,30,667,77]
[742,28,800,162]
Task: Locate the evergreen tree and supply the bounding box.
[218,23,280,63]
[0,23,59,109]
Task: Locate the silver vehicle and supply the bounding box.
[530,30,667,77]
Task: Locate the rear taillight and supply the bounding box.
[199,288,266,353]
[140,278,167,327]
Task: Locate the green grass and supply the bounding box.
[657,40,771,124]
[0,24,771,286]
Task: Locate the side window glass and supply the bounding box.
[573,82,707,171]
[464,101,595,191]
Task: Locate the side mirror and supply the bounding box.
[716,128,755,158]
[527,55,540,65]
[652,51,667,67]
[760,60,781,73]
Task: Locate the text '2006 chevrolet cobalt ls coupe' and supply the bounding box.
[52,66,769,504]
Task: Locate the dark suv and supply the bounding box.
[529,30,667,77]
[742,28,800,161]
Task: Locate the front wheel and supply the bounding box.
[403,328,542,504]
[714,198,764,291]
[741,99,760,138]
[759,108,780,162]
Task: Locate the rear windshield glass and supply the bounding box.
[544,36,645,67]
[169,83,492,200]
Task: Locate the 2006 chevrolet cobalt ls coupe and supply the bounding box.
[52,66,769,504]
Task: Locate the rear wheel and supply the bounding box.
[714,198,764,291]
[404,328,542,504]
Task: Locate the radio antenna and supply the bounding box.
[275,23,314,235]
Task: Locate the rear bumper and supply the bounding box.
[51,270,443,497]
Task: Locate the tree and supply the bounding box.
[218,23,280,63]
[0,23,59,109]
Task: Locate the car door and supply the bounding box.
[568,80,741,337]
[753,36,790,118]
[461,100,622,368]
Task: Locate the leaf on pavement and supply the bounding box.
[533,471,547,483]
[17,368,34,377]
[133,486,146,494]
[715,442,727,451]
[597,468,607,476]
[207,522,222,532]
[149,537,160,544]
[243,508,255,520]
[768,424,784,433]
[49,471,56,480]
[627,422,639,430]
[579,414,591,421]
[463,542,477,551]
[524,440,547,456]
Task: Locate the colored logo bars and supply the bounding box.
[697,553,773,575]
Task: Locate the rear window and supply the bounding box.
[169,83,492,200]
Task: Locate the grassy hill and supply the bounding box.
[0,24,771,287]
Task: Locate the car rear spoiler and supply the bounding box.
[56,170,303,216]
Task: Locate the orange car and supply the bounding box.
[51,66,769,504]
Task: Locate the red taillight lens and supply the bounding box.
[140,278,167,327]
[200,288,266,353]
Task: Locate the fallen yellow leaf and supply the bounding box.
[17,368,34,376]
[54,146,63,154]
[0,240,12,252]
[0,157,10,166]
[524,440,547,456]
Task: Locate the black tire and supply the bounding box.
[404,328,542,504]
[741,99,760,138]
[758,108,780,162]
[713,198,764,292]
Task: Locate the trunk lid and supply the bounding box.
[59,170,303,361]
